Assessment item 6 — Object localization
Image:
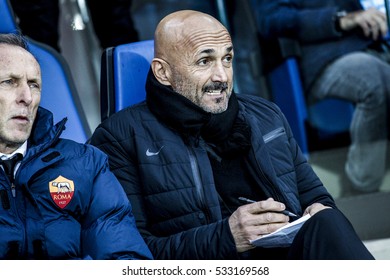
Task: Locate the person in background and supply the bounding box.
[254,0,390,196]
[90,10,374,260]
[0,33,152,260]
[9,0,139,52]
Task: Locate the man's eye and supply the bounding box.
[29,82,41,90]
[224,55,233,63]
[198,58,209,66]
[1,79,14,85]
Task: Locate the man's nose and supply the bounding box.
[16,83,33,105]
[211,61,229,82]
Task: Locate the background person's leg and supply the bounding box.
[309,52,390,192]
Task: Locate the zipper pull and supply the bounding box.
[11,183,16,198]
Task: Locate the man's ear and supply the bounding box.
[151,58,171,86]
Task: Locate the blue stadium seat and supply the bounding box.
[100,40,154,121]
[265,39,354,157]
[28,40,91,143]
[0,0,90,143]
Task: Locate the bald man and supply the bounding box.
[90,10,373,260]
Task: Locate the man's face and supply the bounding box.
[169,29,234,114]
[0,45,41,153]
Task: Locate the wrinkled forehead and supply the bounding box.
[0,44,41,75]
[177,26,233,55]
[0,44,38,63]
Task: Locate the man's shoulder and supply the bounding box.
[91,101,159,144]
[104,102,152,123]
[237,94,281,114]
[97,102,155,131]
[56,138,106,159]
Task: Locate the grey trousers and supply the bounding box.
[309,50,390,192]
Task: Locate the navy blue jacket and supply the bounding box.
[254,0,374,91]
[90,94,335,259]
[0,107,153,260]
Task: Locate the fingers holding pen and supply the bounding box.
[244,198,290,227]
[247,197,285,214]
[228,198,290,252]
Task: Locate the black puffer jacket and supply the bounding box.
[90,87,335,260]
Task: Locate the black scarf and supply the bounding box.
[145,69,251,159]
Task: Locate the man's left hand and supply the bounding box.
[303,203,332,216]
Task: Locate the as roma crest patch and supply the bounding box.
[49,175,75,209]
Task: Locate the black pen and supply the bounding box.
[238,197,298,217]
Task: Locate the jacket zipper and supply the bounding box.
[254,152,283,202]
[2,117,66,258]
[11,183,16,198]
[188,147,211,223]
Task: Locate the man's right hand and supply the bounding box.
[228,198,290,253]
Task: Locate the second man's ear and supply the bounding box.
[151,58,172,86]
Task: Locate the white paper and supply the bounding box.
[250,214,311,248]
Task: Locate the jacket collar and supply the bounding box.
[145,68,238,142]
[27,107,66,155]
[145,68,251,158]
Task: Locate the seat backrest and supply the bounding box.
[264,38,354,156]
[100,40,154,122]
[0,0,18,33]
[268,57,309,154]
[0,0,90,143]
[28,40,91,143]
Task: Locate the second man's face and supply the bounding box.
[0,45,41,153]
